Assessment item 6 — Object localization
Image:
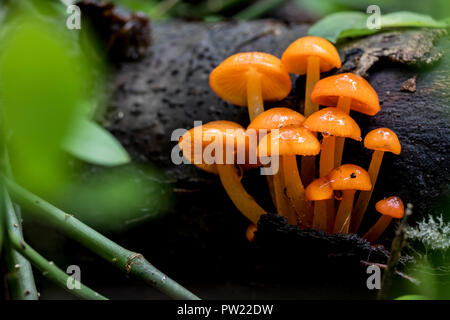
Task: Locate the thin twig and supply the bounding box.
[360,260,420,285]
[6,178,200,300]
[377,203,413,299]
[8,231,107,300]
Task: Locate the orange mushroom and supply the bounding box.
[248,108,307,224]
[246,224,258,242]
[179,120,266,224]
[305,177,334,232]
[363,196,404,243]
[281,36,341,186]
[209,52,291,121]
[258,126,320,226]
[328,164,372,234]
[303,107,361,229]
[311,73,380,167]
[303,107,361,178]
[351,128,401,233]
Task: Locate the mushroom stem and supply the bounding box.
[334,96,352,167]
[300,56,320,187]
[304,56,320,117]
[217,164,266,224]
[333,189,356,234]
[312,201,327,232]
[273,158,297,225]
[351,150,384,232]
[319,135,336,232]
[283,155,311,227]
[246,69,264,122]
[362,215,392,243]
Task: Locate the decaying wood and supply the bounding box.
[88,21,450,297]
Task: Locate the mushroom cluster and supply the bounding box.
[178,36,405,244]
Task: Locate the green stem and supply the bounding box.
[3,187,39,300]
[8,231,107,300]
[5,178,200,300]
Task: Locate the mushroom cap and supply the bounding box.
[257,126,320,157]
[302,107,362,140]
[281,36,341,75]
[246,224,257,242]
[364,128,401,155]
[209,52,292,107]
[375,196,405,219]
[311,73,380,116]
[305,177,333,201]
[247,107,305,132]
[328,164,372,191]
[178,120,246,166]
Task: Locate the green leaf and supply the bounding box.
[63,118,130,166]
[309,11,446,43]
[395,294,429,300]
[308,11,375,43]
[381,11,446,28]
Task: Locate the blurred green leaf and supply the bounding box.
[309,10,445,43]
[381,11,446,28]
[308,11,375,42]
[395,294,429,300]
[0,7,90,196]
[62,118,130,167]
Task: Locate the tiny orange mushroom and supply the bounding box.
[351,128,401,233]
[179,120,266,224]
[305,177,334,232]
[311,73,380,167]
[258,126,320,226]
[363,196,404,243]
[210,52,291,121]
[246,224,258,242]
[281,36,341,186]
[247,107,306,219]
[328,164,372,234]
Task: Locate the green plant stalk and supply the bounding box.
[6,178,200,300]
[7,231,107,300]
[234,0,288,20]
[1,144,38,299]
[2,189,39,300]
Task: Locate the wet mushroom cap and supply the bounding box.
[364,128,401,155]
[281,36,341,74]
[328,164,372,191]
[303,107,362,141]
[305,177,334,201]
[311,73,380,116]
[375,196,405,219]
[247,107,305,132]
[209,52,292,107]
[178,120,246,166]
[257,126,320,157]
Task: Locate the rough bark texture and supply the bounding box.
[45,21,448,298]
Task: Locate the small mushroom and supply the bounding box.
[311,73,380,167]
[305,177,334,232]
[303,107,361,178]
[246,224,258,242]
[258,125,320,226]
[247,107,306,212]
[363,196,404,243]
[209,52,291,121]
[179,120,266,224]
[281,36,341,186]
[351,128,401,233]
[328,164,372,234]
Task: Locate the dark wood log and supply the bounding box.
[90,21,448,298]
